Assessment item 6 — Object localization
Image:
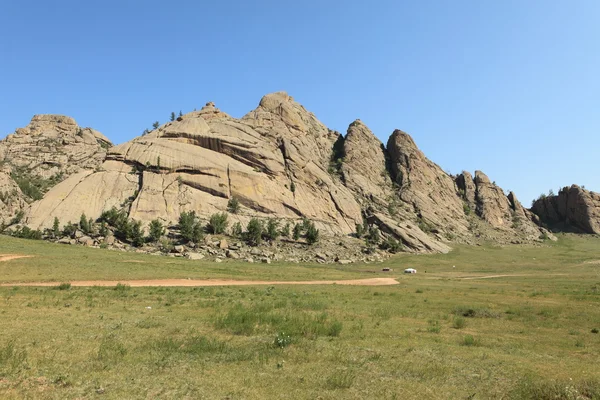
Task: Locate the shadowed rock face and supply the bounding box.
[7,92,563,253]
[531,185,600,234]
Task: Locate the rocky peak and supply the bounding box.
[341,120,391,205]
[0,115,111,222]
[387,129,469,236]
[531,185,600,234]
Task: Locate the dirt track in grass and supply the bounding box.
[0,254,33,262]
[0,277,399,287]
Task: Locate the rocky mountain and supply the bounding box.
[531,185,600,234]
[3,92,567,254]
[0,115,112,224]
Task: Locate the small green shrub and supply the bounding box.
[452,317,466,329]
[380,236,402,253]
[99,221,109,237]
[274,332,293,348]
[292,223,302,241]
[453,306,501,318]
[55,282,71,291]
[159,238,174,253]
[280,222,290,238]
[365,225,380,246]
[305,221,320,245]
[130,220,144,247]
[13,226,43,240]
[208,213,228,234]
[463,203,471,216]
[227,197,240,214]
[79,213,90,234]
[245,218,263,246]
[355,223,364,238]
[231,221,243,237]
[52,217,60,238]
[148,219,165,242]
[427,320,441,334]
[264,219,280,241]
[10,210,25,225]
[461,335,479,346]
[62,222,77,238]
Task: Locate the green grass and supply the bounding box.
[0,233,599,398]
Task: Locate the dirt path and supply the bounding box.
[0,277,399,287]
[0,254,33,262]
[458,273,568,280]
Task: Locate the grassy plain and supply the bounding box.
[0,234,599,399]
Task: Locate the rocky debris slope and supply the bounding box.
[531,185,600,234]
[11,92,558,255]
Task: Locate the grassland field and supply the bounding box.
[0,233,599,399]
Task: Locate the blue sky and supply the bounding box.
[1,0,598,205]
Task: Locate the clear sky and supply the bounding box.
[1,0,598,205]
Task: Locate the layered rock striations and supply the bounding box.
[2,92,568,253]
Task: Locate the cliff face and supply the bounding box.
[531,185,600,234]
[3,92,561,252]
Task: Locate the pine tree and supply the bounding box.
[52,217,60,238]
[265,219,280,241]
[281,222,291,238]
[170,111,176,121]
[148,219,165,242]
[305,221,320,245]
[152,121,160,129]
[245,218,263,246]
[130,220,144,247]
[227,197,240,214]
[79,213,90,234]
[292,223,302,241]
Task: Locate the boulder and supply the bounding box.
[226,250,239,259]
[77,236,94,246]
[186,253,205,260]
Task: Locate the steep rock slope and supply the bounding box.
[531,185,600,234]
[340,120,393,206]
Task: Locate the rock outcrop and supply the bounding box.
[340,120,392,205]
[387,129,470,237]
[4,92,564,254]
[24,94,363,236]
[0,115,111,179]
[531,185,600,234]
[0,115,112,223]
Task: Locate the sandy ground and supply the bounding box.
[0,277,399,287]
[0,254,33,262]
